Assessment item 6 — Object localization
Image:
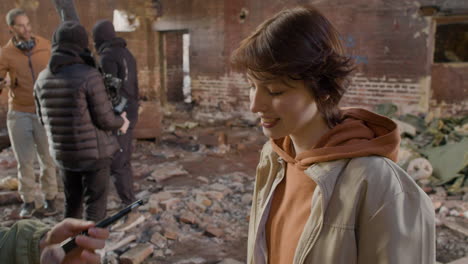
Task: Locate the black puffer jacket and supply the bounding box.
[34,44,123,171]
[96,37,139,128]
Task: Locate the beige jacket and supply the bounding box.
[247,142,435,264]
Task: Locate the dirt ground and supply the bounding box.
[0,116,467,263]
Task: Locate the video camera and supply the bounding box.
[103,74,128,114]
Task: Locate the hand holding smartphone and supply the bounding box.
[60,199,144,253]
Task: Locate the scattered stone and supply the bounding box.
[150,232,167,248]
[204,191,224,201]
[151,162,189,182]
[196,194,212,207]
[135,190,151,201]
[119,243,154,264]
[180,211,199,225]
[196,176,210,184]
[204,225,224,238]
[241,194,252,205]
[163,229,179,240]
[188,201,207,213]
[160,198,182,211]
[209,183,231,195]
[210,201,224,213]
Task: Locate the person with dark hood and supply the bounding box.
[34,21,130,221]
[92,20,139,216]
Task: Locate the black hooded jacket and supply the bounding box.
[96,37,139,128]
[34,43,124,171]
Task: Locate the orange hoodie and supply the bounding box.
[266,108,400,264]
[0,35,51,113]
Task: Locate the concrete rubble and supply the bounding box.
[0,109,467,263]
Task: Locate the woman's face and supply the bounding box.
[248,74,322,140]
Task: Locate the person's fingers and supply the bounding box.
[81,250,102,264]
[40,245,65,264]
[88,227,110,240]
[61,218,95,233]
[75,235,106,250]
[48,219,95,245]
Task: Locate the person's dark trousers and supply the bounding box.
[62,159,111,222]
[111,129,136,206]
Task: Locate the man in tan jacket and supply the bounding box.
[0,8,58,218]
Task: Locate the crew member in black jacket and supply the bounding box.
[34,21,130,221]
[92,20,139,210]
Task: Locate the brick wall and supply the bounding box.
[155,0,467,118]
[0,0,466,128]
[341,74,424,115]
[0,0,160,132]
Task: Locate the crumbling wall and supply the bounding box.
[0,0,466,127]
[155,0,467,119]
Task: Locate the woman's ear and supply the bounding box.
[323,95,330,101]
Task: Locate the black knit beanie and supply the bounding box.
[52,21,89,50]
[92,19,116,49]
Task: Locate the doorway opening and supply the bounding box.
[160,30,191,104]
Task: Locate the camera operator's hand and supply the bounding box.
[39,218,109,264]
[119,112,130,134]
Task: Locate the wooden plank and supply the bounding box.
[105,234,137,252]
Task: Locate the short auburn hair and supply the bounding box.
[231,6,354,127]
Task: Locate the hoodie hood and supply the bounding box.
[92,19,116,50]
[96,37,127,53]
[48,43,84,73]
[271,108,400,170]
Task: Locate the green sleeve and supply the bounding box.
[0,220,51,264]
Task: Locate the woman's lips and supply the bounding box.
[261,118,279,128]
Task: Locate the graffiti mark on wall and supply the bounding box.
[342,34,369,64]
[350,55,369,64]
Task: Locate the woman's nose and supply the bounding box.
[249,88,266,113]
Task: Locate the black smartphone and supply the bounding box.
[60,199,144,253]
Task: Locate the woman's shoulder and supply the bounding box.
[343,156,426,201]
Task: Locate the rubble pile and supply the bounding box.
[376,104,468,264]
[103,171,253,263]
[0,107,467,263]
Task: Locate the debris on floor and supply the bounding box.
[0,106,466,263]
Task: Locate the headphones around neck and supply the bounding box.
[14,38,36,51]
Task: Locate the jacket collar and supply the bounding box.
[303,159,350,206]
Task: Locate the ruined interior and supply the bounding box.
[0,0,467,263]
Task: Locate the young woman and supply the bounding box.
[231,6,435,264]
